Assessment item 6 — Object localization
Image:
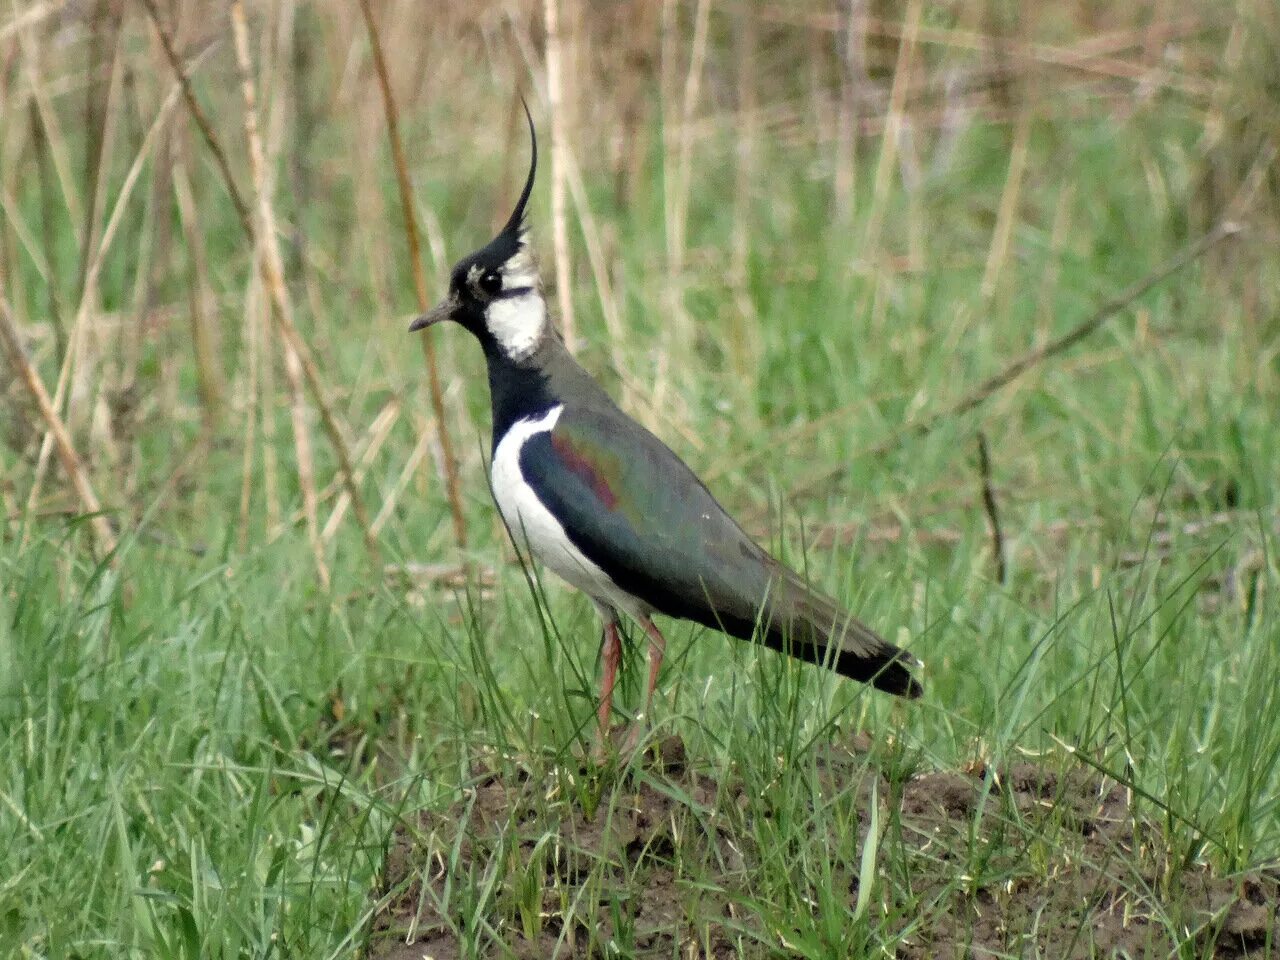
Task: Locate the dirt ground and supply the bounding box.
[367,737,1277,959]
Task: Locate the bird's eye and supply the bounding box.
[478,272,502,295]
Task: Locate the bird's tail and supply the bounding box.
[760,575,924,698]
[825,616,923,698]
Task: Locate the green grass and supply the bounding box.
[2,18,1279,955]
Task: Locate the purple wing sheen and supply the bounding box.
[517,402,921,696]
[549,432,619,510]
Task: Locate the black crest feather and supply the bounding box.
[501,99,537,237]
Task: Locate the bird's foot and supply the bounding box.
[619,715,653,757]
[590,718,651,764]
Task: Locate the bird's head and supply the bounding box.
[410,104,549,363]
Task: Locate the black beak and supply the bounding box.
[409,294,457,332]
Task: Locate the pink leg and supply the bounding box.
[597,620,622,745]
[621,618,668,755]
[640,618,667,721]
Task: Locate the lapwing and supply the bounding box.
[411,108,922,749]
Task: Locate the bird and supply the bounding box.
[411,106,922,750]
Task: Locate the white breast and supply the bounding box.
[490,405,647,619]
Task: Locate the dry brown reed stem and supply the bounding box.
[357,0,468,552]
[15,25,84,242]
[371,421,432,537]
[0,298,116,557]
[77,46,125,468]
[862,15,1213,99]
[78,1,122,302]
[543,0,576,351]
[759,8,1210,98]
[501,18,631,399]
[728,10,759,381]
[172,158,223,428]
[253,260,283,535]
[138,0,252,241]
[980,105,1031,299]
[975,431,1006,584]
[731,9,756,278]
[147,0,377,568]
[21,357,73,550]
[29,99,65,358]
[321,400,399,544]
[653,0,712,417]
[862,0,921,257]
[0,180,49,288]
[237,275,261,553]
[561,150,623,345]
[12,29,84,543]
[832,0,863,223]
[135,81,178,339]
[1,2,62,40]
[1036,184,1076,342]
[653,0,678,418]
[669,0,713,272]
[230,0,329,587]
[21,73,186,544]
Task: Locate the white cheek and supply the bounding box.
[502,245,538,290]
[488,293,546,360]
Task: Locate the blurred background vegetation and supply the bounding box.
[1,0,1275,565]
[1,0,1279,955]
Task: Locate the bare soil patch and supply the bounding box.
[367,738,1277,958]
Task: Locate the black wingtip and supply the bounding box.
[835,645,923,699]
[500,96,537,237]
[872,660,924,699]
